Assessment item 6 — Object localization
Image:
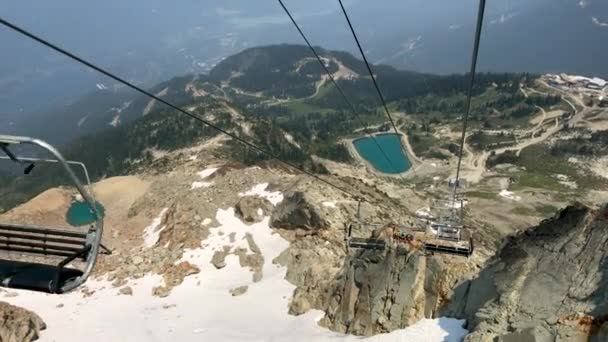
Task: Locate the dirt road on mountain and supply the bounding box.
[460,87,588,183]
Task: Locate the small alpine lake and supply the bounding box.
[66,201,105,226]
[353,133,411,174]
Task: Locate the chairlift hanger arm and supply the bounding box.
[0,156,94,195]
[0,144,20,163]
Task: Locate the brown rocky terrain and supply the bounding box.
[0,301,45,342]
[2,130,607,341]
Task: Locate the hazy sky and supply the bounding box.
[1,0,607,113]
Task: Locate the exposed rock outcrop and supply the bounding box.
[270,191,328,231]
[0,301,46,342]
[235,196,273,223]
[277,220,478,336]
[446,203,608,341]
[320,245,428,336]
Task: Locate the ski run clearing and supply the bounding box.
[2,201,468,341]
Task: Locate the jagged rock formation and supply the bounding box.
[320,244,427,336]
[0,301,45,342]
[271,191,328,231]
[446,203,608,341]
[278,224,476,336]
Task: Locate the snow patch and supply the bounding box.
[197,167,219,179]
[568,157,579,164]
[322,201,336,208]
[554,174,577,189]
[189,155,198,161]
[201,218,212,226]
[77,115,88,127]
[415,207,433,218]
[109,115,120,127]
[593,17,608,28]
[239,183,284,206]
[284,133,301,149]
[499,189,521,201]
[364,318,468,341]
[142,208,168,248]
[444,200,468,209]
[191,181,213,190]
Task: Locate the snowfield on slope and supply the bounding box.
[2,205,467,341]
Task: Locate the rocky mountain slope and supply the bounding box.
[2,104,607,341]
[446,202,608,341]
[4,131,606,342]
[0,141,470,340]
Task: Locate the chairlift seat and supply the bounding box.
[0,259,83,293]
[0,222,93,293]
[0,134,104,294]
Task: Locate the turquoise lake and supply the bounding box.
[66,201,105,226]
[353,134,411,174]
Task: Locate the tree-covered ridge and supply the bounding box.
[1,44,555,212]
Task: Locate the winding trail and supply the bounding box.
[459,83,592,183]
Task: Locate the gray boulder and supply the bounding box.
[270,191,328,231]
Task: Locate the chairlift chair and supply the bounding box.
[0,135,104,294]
[425,197,473,257]
[345,201,389,251]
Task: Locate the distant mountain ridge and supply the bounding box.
[2,0,606,115]
[9,44,528,146]
[0,44,535,211]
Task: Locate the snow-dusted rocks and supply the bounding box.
[142,208,168,248]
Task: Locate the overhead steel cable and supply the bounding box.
[336,0,414,174]
[277,0,402,175]
[0,16,362,200]
[452,0,487,202]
